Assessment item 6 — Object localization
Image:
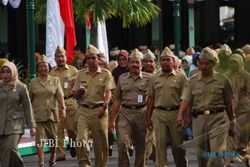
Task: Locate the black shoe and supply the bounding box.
[56,157,66,161]
[128,148,134,157]
[109,148,112,156]
[70,147,76,158]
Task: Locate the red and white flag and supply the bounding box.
[59,0,76,63]
[46,0,76,67]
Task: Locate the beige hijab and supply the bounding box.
[0,61,19,86]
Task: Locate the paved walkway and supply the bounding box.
[22,141,245,167]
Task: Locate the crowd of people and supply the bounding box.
[0,43,249,167]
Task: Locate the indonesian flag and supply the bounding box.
[46,0,76,67]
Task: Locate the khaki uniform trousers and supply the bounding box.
[56,98,78,158]
[0,134,23,167]
[117,108,147,167]
[76,106,108,167]
[152,110,187,167]
[193,112,228,167]
[226,112,250,159]
[145,129,156,161]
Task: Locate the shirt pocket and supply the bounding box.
[121,85,130,92]
[12,114,24,132]
[138,83,148,93]
[80,81,89,89]
[211,85,224,101]
[169,83,181,94]
[192,88,203,103]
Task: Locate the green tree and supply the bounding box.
[34,0,160,28]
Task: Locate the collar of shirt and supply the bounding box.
[54,64,69,71]
[158,69,177,77]
[197,71,220,82]
[86,67,102,74]
[38,75,53,84]
[127,71,143,79]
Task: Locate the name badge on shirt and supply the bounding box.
[137,95,143,103]
[64,82,69,89]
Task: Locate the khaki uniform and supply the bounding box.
[50,65,78,158]
[226,55,250,157]
[147,70,187,167]
[0,82,36,167]
[72,67,115,167]
[29,75,64,143]
[114,71,151,167]
[181,72,233,167]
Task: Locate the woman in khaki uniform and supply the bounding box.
[29,55,66,167]
[226,54,250,166]
[0,61,36,167]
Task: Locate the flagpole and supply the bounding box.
[26,0,36,79]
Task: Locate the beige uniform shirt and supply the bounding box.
[72,67,115,105]
[226,71,250,116]
[0,82,36,135]
[50,65,78,98]
[29,75,64,123]
[114,72,152,106]
[147,70,187,107]
[181,72,233,111]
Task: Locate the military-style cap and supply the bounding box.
[160,47,175,58]
[129,49,143,59]
[219,44,232,57]
[242,44,250,54]
[199,47,218,64]
[37,54,49,64]
[55,45,66,55]
[143,49,156,60]
[232,48,245,60]
[245,54,250,62]
[86,44,100,55]
[0,58,9,68]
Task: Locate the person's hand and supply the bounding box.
[30,128,36,137]
[97,108,106,118]
[229,119,236,137]
[109,120,116,132]
[176,115,184,128]
[147,118,153,131]
[60,108,66,120]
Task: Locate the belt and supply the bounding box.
[81,103,103,109]
[155,106,179,111]
[64,95,73,99]
[122,104,146,109]
[192,108,225,118]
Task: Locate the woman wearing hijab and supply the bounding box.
[29,55,66,167]
[0,61,36,167]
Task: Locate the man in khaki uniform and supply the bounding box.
[50,46,78,160]
[142,49,157,74]
[142,49,157,162]
[72,44,115,167]
[111,49,152,167]
[177,47,236,167]
[147,47,187,167]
